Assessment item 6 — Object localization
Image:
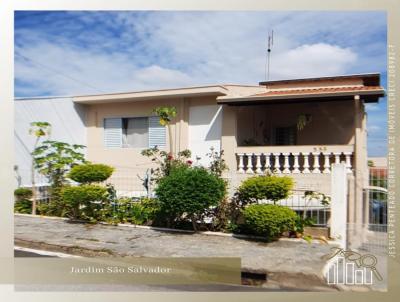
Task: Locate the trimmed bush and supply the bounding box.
[14,187,33,200]
[61,185,109,220]
[14,199,32,214]
[68,164,114,184]
[14,188,33,214]
[155,166,226,229]
[235,175,294,205]
[103,197,161,225]
[240,204,297,240]
[129,198,161,225]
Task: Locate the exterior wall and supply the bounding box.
[236,100,356,146]
[14,97,87,186]
[85,95,220,169]
[86,98,182,169]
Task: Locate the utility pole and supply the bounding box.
[265,29,274,81]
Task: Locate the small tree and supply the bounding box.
[153,106,177,155]
[32,140,86,208]
[240,204,297,240]
[29,121,51,215]
[235,175,294,206]
[155,166,226,231]
[61,185,109,221]
[68,163,114,184]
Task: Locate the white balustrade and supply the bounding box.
[236,147,353,175]
[273,153,281,174]
[344,152,353,173]
[264,153,271,173]
[282,153,291,174]
[237,153,244,173]
[333,152,341,164]
[323,153,331,174]
[302,152,311,174]
[255,153,263,174]
[248,153,255,174]
[292,152,300,174]
[312,152,321,174]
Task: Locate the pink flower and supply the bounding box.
[167,154,173,160]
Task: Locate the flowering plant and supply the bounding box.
[141,147,192,183]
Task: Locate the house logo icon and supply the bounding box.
[325,247,382,285]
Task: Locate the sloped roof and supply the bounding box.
[252,86,383,97]
[218,82,385,105]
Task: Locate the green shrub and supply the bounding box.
[14,187,33,200]
[129,198,161,225]
[61,185,109,220]
[14,188,33,214]
[102,197,161,225]
[239,204,297,240]
[155,166,226,229]
[67,164,114,184]
[14,199,32,214]
[37,199,71,217]
[235,175,294,206]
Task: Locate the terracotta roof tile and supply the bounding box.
[252,86,383,97]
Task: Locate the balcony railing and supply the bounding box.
[235,145,354,174]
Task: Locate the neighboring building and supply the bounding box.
[368,156,387,177]
[14,97,86,187]
[15,73,385,225]
[368,157,387,168]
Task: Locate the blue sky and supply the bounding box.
[14,11,387,156]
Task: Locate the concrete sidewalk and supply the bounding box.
[14,214,337,291]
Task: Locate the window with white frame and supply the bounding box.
[104,116,166,149]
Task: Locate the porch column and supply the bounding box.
[331,163,348,248]
[349,95,368,249]
[221,105,238,176]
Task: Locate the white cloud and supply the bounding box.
[367,125,382,133]
[14,40,359,96]
[15,43,194,96]
[14,11,384,96]
[365,103,382,112]
[270,43,357,79]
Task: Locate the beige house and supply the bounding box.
[71,73,384,227]
[13,72,385,244]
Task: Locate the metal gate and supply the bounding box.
[359,167,388,254]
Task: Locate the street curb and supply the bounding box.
[14,245,82,258]
[14,213,337,245]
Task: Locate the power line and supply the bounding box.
[15,51,105,93]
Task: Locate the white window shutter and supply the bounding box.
[148,116,166,148]
[104,118,122,148]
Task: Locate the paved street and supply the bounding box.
[14,214,338,291]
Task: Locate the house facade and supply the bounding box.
[15,73,385,228]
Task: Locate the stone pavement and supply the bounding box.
[14,214,337,291]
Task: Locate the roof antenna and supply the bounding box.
[265,29,274,81]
